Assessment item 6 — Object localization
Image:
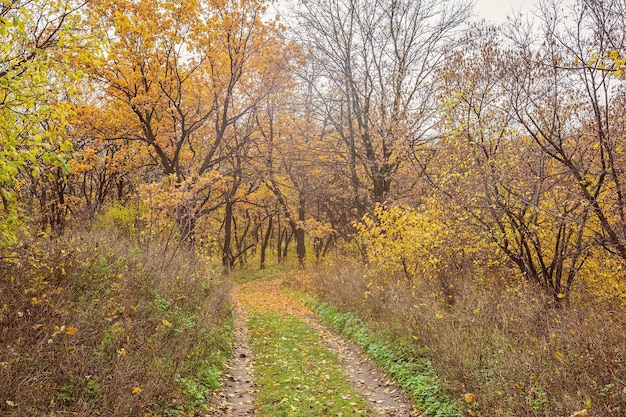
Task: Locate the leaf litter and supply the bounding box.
[209,300,256,416]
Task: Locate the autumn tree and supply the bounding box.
[84,0,296,254]
[423,25,594,305]
[503,0,626,266]
[0,0,88,243]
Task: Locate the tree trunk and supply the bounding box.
[282,229,292,261]
[222,200,234,273]
[260,215,273,269]
[295,193,306,269]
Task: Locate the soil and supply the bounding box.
[208,305,256,416]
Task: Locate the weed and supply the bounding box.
[293,261,626,416]
[0,224,231,416]
[312,302,462,417]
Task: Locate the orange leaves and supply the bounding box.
[236,279,312,319]
[65,326,78,336]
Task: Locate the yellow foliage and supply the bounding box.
[356,203,491,283]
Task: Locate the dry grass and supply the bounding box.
[0,227,231,416]
[294,259,626,417]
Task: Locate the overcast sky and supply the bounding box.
[472,0,534,22]
[472,0,575,22]
[272,0,577,26]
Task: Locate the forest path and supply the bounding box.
[211,277,417,416]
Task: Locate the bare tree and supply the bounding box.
[505,0,626,263]
[294,0,471,212]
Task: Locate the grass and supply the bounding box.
[247,311,372,416]
[231,263,287,284]
[0,225,231,416]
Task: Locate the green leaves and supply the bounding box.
[0,0,82,246]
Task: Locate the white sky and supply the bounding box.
[472,0,534,22]
[472,0,575,22]
[271,0,578,27]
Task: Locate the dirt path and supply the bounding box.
[210,279,417,416]
[209,302,256,416]
[304,317,415,416]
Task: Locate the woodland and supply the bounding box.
[1,0,626,415]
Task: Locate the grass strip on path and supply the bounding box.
[235,279,374,416]
[248,311,372,416]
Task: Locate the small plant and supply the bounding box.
[313,302,463,417]
[0,227,231,416]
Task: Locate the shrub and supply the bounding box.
[0,226,231,416]
[296,261,626,417]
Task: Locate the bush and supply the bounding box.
[0,226,231,416]
[296,261,626,417]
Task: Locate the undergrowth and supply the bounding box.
[0,226,231,416]
[292,260,626,417]
[311,302,463,417]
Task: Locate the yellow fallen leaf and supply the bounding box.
[569,410,588,417]
[464,393,475,403]
[162,319,172,327]
[117,348,127,356]
[65,326,78,336]
[131,386,142,395]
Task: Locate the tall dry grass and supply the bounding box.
[294,259,626,416]
[0,225,231,416]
